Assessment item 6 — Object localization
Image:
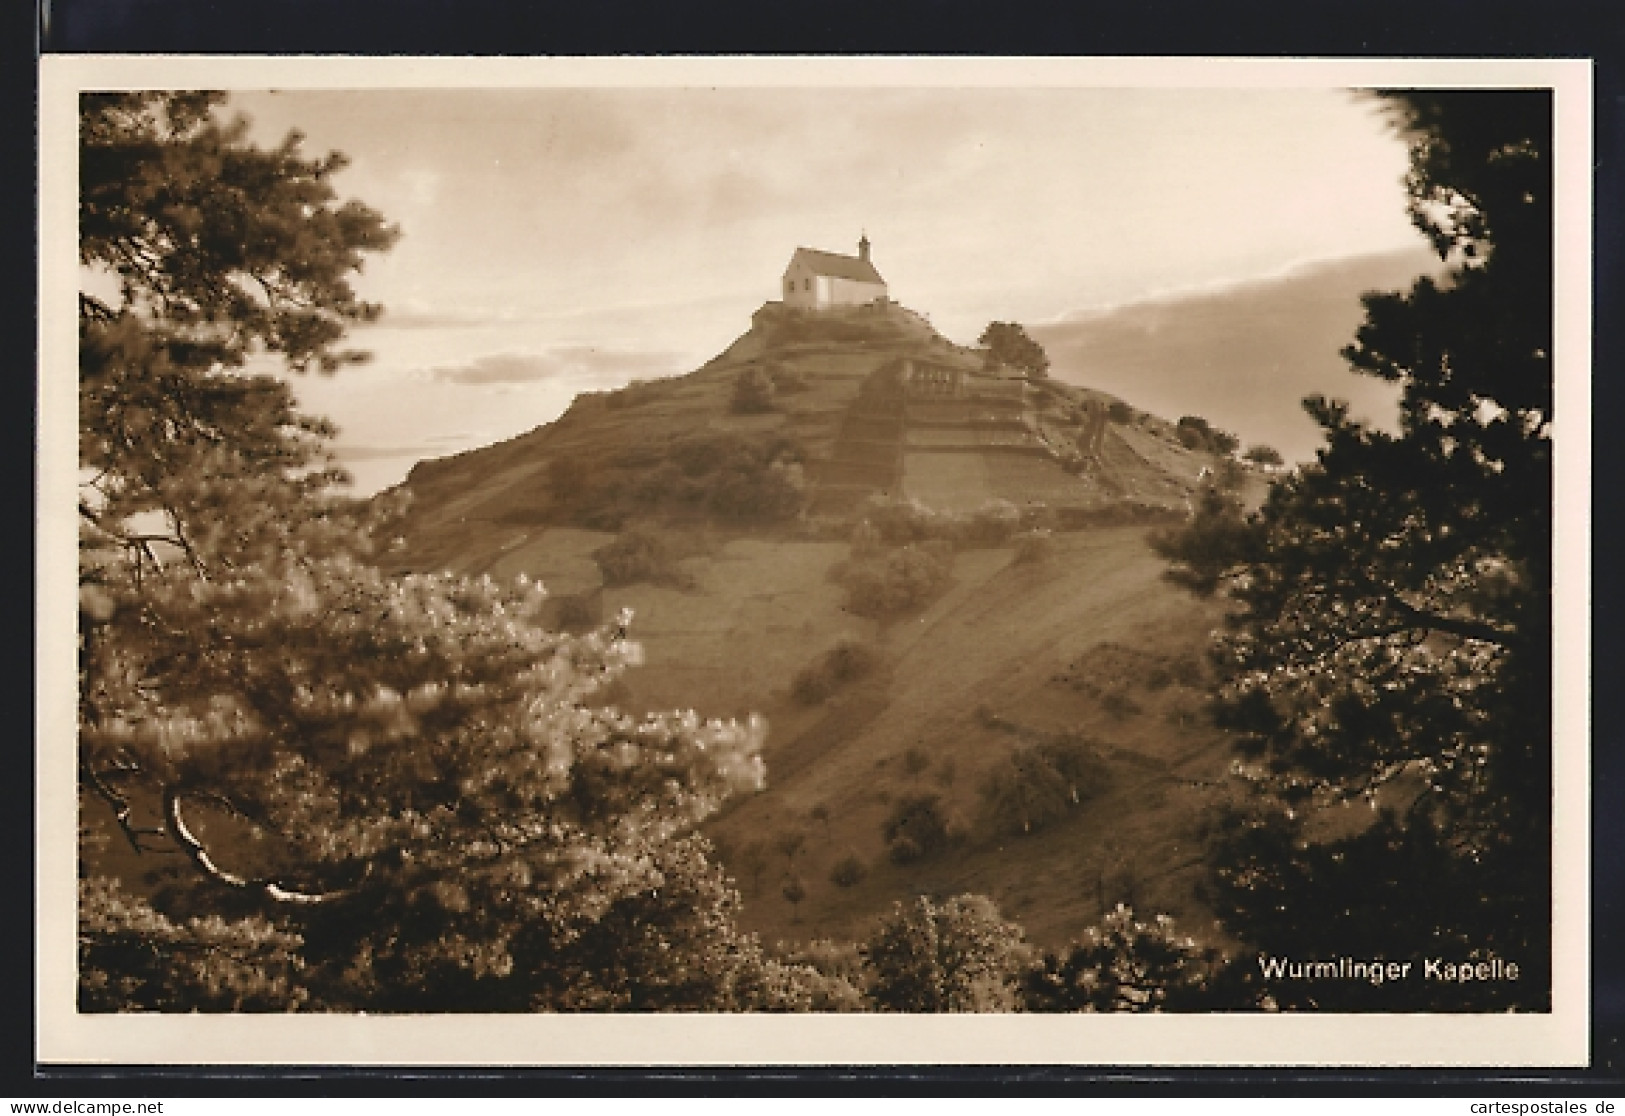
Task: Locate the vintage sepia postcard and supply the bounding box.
[37,55,1592,1067]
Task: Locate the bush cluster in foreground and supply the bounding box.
[834,540,954,618]
[856,495,1052,548]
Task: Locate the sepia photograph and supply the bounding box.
[37,56,1591,1066]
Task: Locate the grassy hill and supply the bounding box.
[384,298,1270,950]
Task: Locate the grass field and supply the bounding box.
[695,526,1238,949]
[483,527,614,592]
[600,540,864,717]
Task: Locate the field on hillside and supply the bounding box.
[417,516,1240,950]
[484,527,612,589]
[600,539,865,717]
[508,525,1237,951]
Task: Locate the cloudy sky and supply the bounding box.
[229,86,1425,493]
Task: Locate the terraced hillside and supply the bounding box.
[394,301,1240,558]
[386,299,1270,947]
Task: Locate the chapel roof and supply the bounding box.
[788,246,886,285]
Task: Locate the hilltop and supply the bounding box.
[386,297,1268,948]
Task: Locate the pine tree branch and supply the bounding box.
[162,784,366,905]
[1382,594,1509,645]
[81,761,171,855]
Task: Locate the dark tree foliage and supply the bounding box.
[730,366,777,413]
[1151,91,1553,1010]
[655,431,807,522]
[837,540,953,618]
[790,635,879,704]
[77,875,309,1012]
[978,321,1050,378]
[1149,484,1264,597]
[1175,415,1240,456]
[861,895,1028,1012]
[1202,804,1538,1011]
[592,526,698,588]
[780,875,807,922]
[1020,906,1231,1012]
[881,792,952,863]
[80,92,398,376]
[977,739,1106,837]
[829,852,868,888]
[706,455,806,521]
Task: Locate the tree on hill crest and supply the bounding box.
[979,321,1050,378]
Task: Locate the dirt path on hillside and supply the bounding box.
[1076,404,1109,461]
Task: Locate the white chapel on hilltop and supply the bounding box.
[782,236,889,311]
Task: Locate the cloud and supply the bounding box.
[335,431,494,462]
[370,293,736,333]
[427,347,683,387]
[368,304,519,330]
[333,444,433,461]
[1046,246,1440,325]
